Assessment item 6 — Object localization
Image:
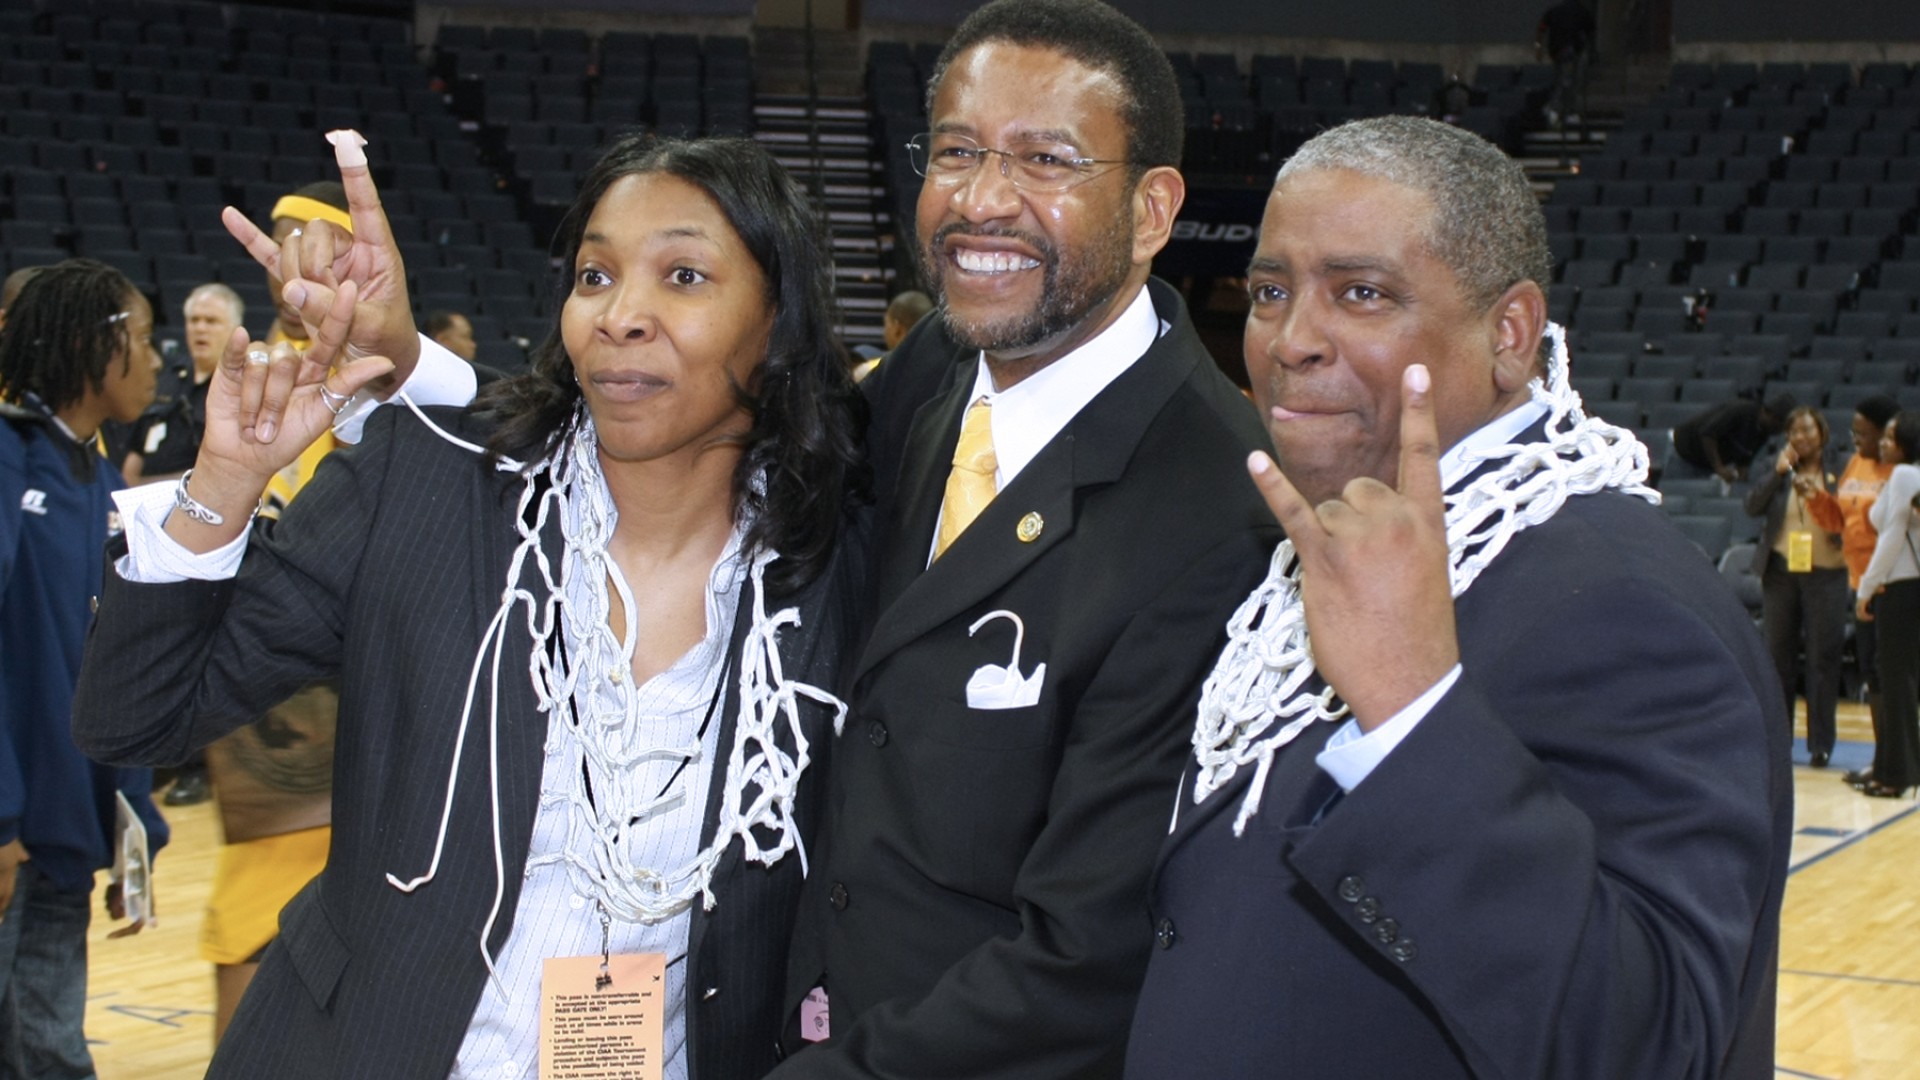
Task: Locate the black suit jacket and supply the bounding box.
[776,279,1279,1078]
[72,405,862,1079]
[1743,464,1841,576]
[1127,475,1792,1079]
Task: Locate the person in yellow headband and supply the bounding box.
[259,182,353,515]
[265,183,353,350]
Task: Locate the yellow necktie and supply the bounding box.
[935,398,996,559]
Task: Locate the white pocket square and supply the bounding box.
[965,609,1046,709]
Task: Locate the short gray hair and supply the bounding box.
[184,281,244,324]
[1278,116,1551,311]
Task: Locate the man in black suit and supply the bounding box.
[775,1,1277,1076]
[1125,116,1790,1078]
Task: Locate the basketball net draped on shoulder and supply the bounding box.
[381,402,847,994]
[1188,324,1658,835]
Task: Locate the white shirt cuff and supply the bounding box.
[330,334,477,443]
[1315,664,1463,792]
[111,481,250,583]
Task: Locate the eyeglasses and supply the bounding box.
[906,132,1129,193]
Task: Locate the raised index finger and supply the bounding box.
[1394,363,1445,513]
[221,205,280,277]
[325,129,395,251]
[1247,450,1329,560]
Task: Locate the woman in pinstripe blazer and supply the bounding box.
[73,135,869,1080]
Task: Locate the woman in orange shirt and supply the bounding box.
[1807,394,1899,785]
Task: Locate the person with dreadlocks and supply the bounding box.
[1128,117,1791,1078]
[0,258,170,1080]
[72,132,866,1080]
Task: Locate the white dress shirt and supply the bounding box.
[1314,398,1550,790]
[332,334,477,444]
[451,516,743,1080]
[928,284,1163,563]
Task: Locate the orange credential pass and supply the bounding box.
[540,953,666,1080]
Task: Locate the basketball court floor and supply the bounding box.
[79,704,1920,1079]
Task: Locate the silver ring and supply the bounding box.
[246,348,271,366]
[317,384,351,416]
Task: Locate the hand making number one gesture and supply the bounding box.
[1246,363,1461,732]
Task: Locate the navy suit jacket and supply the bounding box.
[1128,469,1791,1079]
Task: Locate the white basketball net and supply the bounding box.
[1188,324,1658,835]
[383,408,847,990]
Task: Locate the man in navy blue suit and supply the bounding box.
[1126,116,1790,1078]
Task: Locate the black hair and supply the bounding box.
[1786,405,1827,447]
[1762,393,1797,428]
[1890,410,1920,466]
[473,134,868,595]
[0,258,139,412]
[1856,393,1900,430]
[928,0,1184,173]
[423,310,464,338]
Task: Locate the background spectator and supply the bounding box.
[0,268,43,332]
[1668,392,1795,489]
[1808,395,1900,787]
[850,289,932,381]
[1746,407,1847,766]
[0,258,170,1079]
[127,283,244,485]
[1855,412,1920,799]
[423,310,478,363]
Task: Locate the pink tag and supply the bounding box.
[800,986,830,1043]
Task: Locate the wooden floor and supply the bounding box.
[83,703,1920,1079]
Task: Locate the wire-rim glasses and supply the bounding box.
[906,132,1130,193]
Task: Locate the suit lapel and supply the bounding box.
[683,576,767,966]
[854,278,1204,684]
[856,430,1078,681]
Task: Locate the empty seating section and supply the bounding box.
[865,43,1556,315]
[0,0,756,371]
[1551,60,1920,561]
[865,43,1550,234]
[439,25,753,267]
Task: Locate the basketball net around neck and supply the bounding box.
[1188,324,1658,836]
[382,406,848,994]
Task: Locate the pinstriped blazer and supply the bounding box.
[72,404,863,1080]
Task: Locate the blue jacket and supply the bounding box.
[1,401,168,893]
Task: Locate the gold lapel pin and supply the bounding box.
[1016,512,1044,543]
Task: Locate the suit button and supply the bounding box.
[1355,897,1380,924]
[868,721,889,747]
[701,986,720,1001]
[829,883,849,910]
[1391,937,1418,963]
[1337,875,1366,903]
[1373,918,1399,945]
[1154,918,1176,950]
